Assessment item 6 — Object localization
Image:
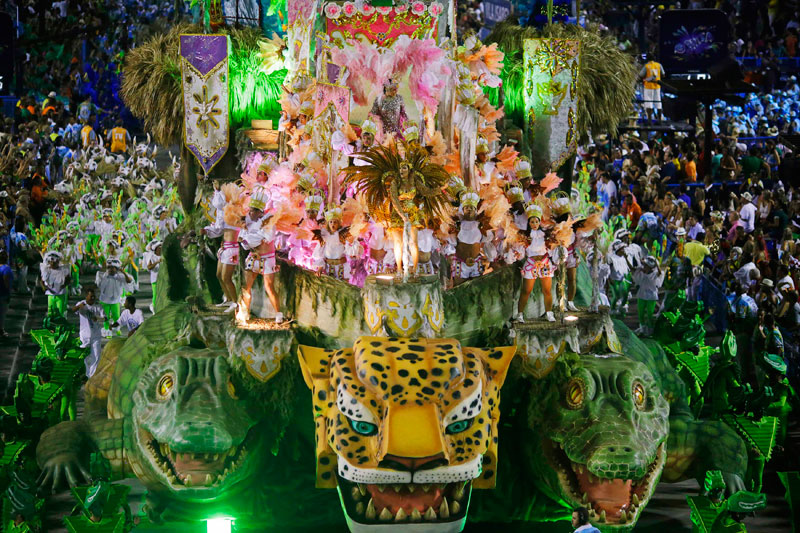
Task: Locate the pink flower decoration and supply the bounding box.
[411,2,426,15]
[429,2,443,16]
[395,3,408,12]
[360,3,375,15]
[342,2,356,16]
[376,5,393,15]
[325,2,342,18]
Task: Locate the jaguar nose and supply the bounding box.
[379,453,448,472]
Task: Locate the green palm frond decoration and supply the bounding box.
[121,24,286,146]
[486,19,637,142]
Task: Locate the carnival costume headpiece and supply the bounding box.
[299,101,314,117]
[297,172,316,192]
[324,205,343,222]
[146,239,162,253]
[506,181,524,203]
[459,189,480,209]
[304,190,324,213]
[551,194,572,217]
[525,203,543,220]
[66,221,80,234]
[44,251,62,263]
[107,258,122,268]
[403,126,420,143]
[515,158,532,179]
[102,208,114,218]
[447,175,466,199]
[476,137,489,154]
[249,187,270,211]
[361,119,377,136]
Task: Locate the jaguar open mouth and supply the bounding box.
[544,439,666,526]
[337,474,471,530]
[139,428,249,489]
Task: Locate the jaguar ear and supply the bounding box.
[464,346,516,387]
[297,345,335,390]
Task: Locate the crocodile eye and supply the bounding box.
[633,381,646,410]
[227,378,238,400]
[565,379,584,409]
[157,374,175,400]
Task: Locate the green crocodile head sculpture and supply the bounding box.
[129,347,255,498]
[528,354,670,529]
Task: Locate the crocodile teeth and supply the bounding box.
[410,508,422,522]
[619,510,628,523]
[351,487,362,500]
[205,474,214,486]
[184,475,193,487]
[394,508,407,522]
[582,493,588,503]
[421,484,432,493]
[439,498,450,519]
[599,510,606,523]
[212,453,219,461]
[425,507,437,521]
[377,485,386,493]
[392,484,403,493]
[366,499,376,520]
[355,502,365,515]
[379,508,393,521]
[358,484,367,496]
[632,493,640,505]
[453,483,466,501]
[451,500,461,515]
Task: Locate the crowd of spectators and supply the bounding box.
[0,0,186,339]
[582,89,800,392]
[7,0,183,127]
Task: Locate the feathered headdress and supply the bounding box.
[343,141,450,225]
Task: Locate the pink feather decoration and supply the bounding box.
[268,164,299,190]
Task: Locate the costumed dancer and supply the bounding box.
[632,255,665,336]
[416,220,440,276]
[608,240,633,314]
[562,213,602,311]
[201,184,245,312]
[332,119,377,168]
[237,187,283,324]
[95,258,133,337]
[313,205,351,282]
[115,295,143,337]
[450,189,486,284]
[142,239,162,313]
[64,222,84,295]
[343,141,449,281]
[39,251,70,319]
[364,222,395,276]
[72,287,103,378]
[517,203,555,322]
[369,78,408,138]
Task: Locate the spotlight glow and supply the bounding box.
[563,315,579,322]
[207,518,232,533]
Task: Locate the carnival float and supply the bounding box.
[22,1,773,532]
